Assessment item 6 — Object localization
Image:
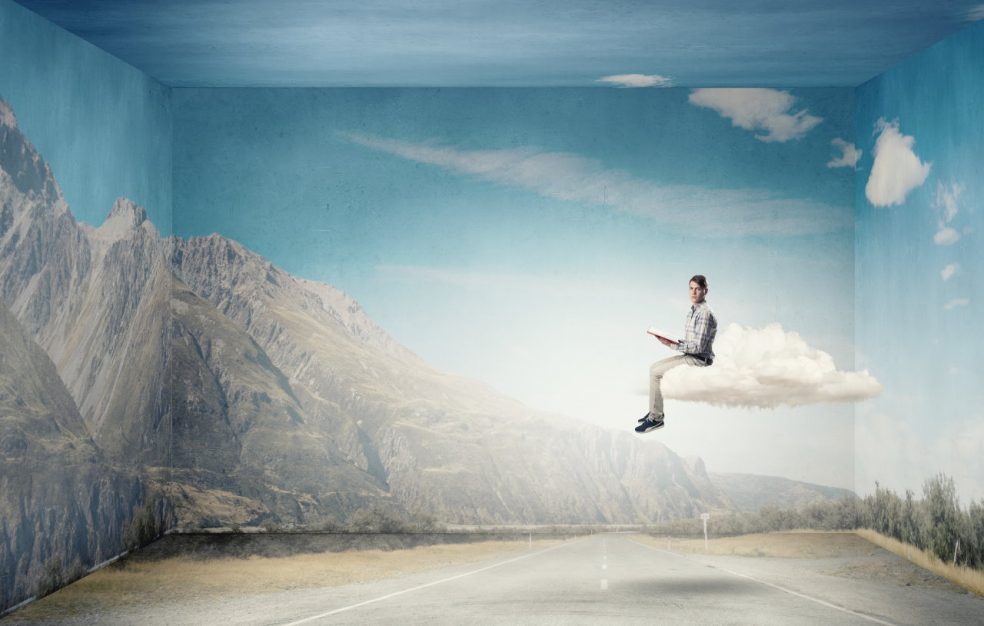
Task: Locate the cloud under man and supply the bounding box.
[340,132,850,237]
[661,323,882,408]
[865,119,931,207]
[597,74,673,88]
[688,88,822,143]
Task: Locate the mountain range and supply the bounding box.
[0,96,851,611]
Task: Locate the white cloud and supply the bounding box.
[944,298,970,310]
[967,4,984,21]
[856,413,984,501]
[341,132,850,237]
[660,323,882,409]
[941,263,960,281]
[687,88,822,143]
[934,227,961,246]
[935,180,963,222]
[865,119,931,207]
[598,74,672,88]
[933,180,964,245]
[826,138,861,169]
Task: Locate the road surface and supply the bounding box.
[7,533,983,625]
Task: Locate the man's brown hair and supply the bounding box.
[690,275,708,289]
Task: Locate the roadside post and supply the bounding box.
[700,513,710,552]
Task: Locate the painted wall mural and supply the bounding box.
[854,20,984,503]
[172,86,865,495]
[14,0,983,614]
[0,0,172,610]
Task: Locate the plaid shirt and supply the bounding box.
[676,301,717,360]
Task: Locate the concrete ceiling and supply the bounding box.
[13,0,984,87]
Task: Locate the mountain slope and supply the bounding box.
[3,94,730,529]
[171,235,732,523]
[710,472,856,513]
[0,300,152,612]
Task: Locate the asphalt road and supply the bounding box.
[277,534,984,626]
[8,533,983,625]
[263,533,983,625]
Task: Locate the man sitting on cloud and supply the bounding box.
[662,323,882,410]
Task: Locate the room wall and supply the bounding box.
[13,0,979,610]
[167,86,864,529]
[0,0,173,612]
[854,20,984,503]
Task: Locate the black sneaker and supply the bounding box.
[634,414,665,433]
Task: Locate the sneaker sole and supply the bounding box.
[636,422,665,433]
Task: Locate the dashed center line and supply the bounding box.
[600,579,609,590]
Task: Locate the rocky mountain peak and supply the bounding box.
[91,197,154,244]
[107,197,148,226]
[0,98,59,201]
[0,98,16,129]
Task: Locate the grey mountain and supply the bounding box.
[0,99,393,532]
[170,234,732,524]
[710,472,857,513]
[0,299,153,611]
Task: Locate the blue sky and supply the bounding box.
[854,21,983,499]
[173,87,863,488]
[0,0,172,233]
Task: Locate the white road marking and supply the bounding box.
[600,579,609,590]
[279,539,579,626]
[602,563,608,570]
[631,539,896,626]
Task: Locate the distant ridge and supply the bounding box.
[710,472,856,513]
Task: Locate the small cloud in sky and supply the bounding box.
[967,4,984,21]
[944,298,970,311]
[598,74,672,88]
[661,323,882,409]
[933,180,964,245]
[865,118,931,207]
[340,131,850,237]
[941,263,960,281]
[934,227,961,246]
[688,88,822,143]
[826,138,861,169]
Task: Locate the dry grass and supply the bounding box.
[855,529,984,597]
[636,531,881,559]
[12,539,558,621]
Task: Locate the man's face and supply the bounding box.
[689,281,708,305]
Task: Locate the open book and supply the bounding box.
[647,327,678,343]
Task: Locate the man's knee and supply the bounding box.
[651,357,682,377]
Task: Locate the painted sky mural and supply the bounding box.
[11,0,984,87]
[855,20,984,501]
[173,86,873,489]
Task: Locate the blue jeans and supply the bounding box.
[649,354,705,417]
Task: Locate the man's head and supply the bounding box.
[689,274,708,305]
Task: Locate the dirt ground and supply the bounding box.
[641,530,881,558]
[7,537,559,623]
[634,531,968,594]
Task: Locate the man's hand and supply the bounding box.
[657,336,677,347]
